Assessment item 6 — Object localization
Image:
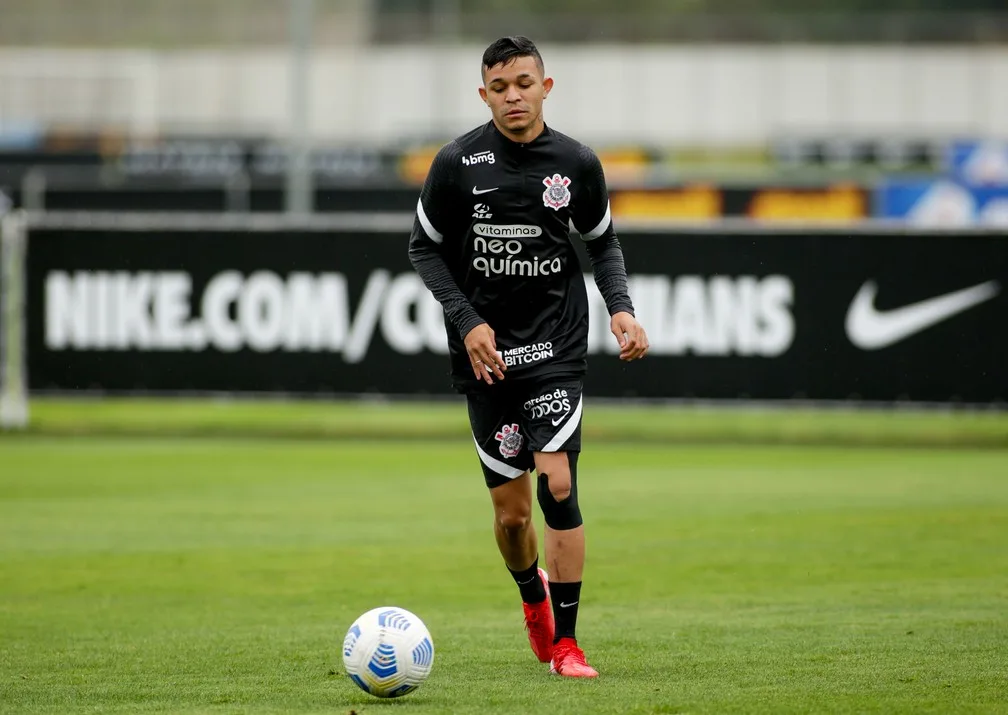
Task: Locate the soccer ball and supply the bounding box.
[342,606,434,698]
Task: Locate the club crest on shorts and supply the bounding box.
[495,423,524,458]
[542,173,572,210]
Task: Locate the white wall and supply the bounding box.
[1,44,1006,145]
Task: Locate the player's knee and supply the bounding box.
[534,452,570,499]
[546,472,571,502]
[495,503,532,535]
[536,453,582,531]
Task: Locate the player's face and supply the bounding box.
[479,55,553,140]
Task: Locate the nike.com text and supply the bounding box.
[43,272,795,359]
[44,270,448,361]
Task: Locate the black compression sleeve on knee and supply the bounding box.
[536,453,582,530]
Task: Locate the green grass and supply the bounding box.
[12,396,1008,448]
[1,436,1006,713]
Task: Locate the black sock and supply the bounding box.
[550,581,582,643]
[508,558,546,604]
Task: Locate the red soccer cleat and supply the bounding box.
[550,637,599,678]
[522,567,555,663]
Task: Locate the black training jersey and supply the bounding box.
[409,120,633,390]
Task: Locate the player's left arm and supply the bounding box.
[571,146,649,361]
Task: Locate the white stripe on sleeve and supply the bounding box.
[581,202,611,241]
[416,198,443,244]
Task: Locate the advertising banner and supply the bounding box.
[609,184,868,223]
[876,178,1008,227]
[24,222,1007,403]
[946,140,1008,186]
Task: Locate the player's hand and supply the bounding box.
[611,311,649,361]
[464,323,506,384]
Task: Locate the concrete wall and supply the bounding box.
[1,44,1006,145]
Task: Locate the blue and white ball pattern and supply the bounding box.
[342,606,434,698]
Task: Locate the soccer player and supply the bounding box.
[408,35,648,679]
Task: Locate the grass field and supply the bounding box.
[2,402,1007,714]
[17,397,1008,448]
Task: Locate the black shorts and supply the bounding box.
[466,377,583,489]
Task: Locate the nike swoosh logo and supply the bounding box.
[845,280,1000,350]
[472,186,498,195]
[551,415,566,426]
[559,601,578,608]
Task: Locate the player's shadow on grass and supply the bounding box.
[327,672,438,709]
[341,693,441,710]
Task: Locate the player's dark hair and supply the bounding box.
[481,35,544,79]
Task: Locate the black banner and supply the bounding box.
[24,222,1008,403]
[22,182,421,214]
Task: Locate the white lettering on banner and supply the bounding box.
[117,273,155,349]
[45,271,87,349]
[378,272,454,356]
[239,272,286,352]
[282,273,349,352]
[43,271,448,360]
[154,273,192,350]
[342,270,389,363]
[46,271,168,351]
[201,271,242,351]
[585,274,794,356]
[44,270,793,360]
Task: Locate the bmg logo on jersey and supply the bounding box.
[524,388,571,424]
[462,150,495,166]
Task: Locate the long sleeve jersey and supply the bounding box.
[408,120,634,390]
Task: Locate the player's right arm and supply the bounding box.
[408,142,505,384]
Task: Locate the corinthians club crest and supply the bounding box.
[542,173,572,210]
[495,423,524,458]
